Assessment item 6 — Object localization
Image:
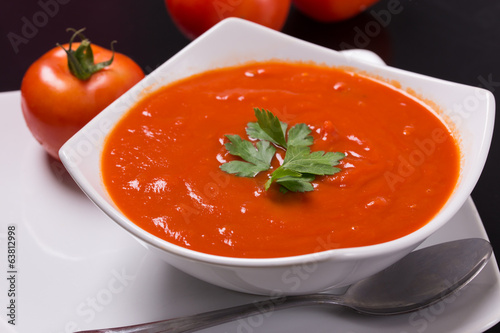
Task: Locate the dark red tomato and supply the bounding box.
[165,0,292,39]
[293,0,380,22]
[21,29,145,160]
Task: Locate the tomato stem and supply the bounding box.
[57,28,116,81]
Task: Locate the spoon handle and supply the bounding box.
[75,294,339,333]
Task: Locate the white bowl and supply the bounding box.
[59,18,495,295]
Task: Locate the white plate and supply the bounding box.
[1,66,500,332]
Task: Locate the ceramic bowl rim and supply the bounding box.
[60,18,495,269]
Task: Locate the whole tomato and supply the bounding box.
[293,0,380,22]
[21,29,145,160]
[165,0,291,40]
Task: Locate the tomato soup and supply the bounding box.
[101,61,460,258]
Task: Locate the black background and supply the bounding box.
[1,0,499,331]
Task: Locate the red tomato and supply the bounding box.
[165,0,292,39]
[293,0,380,22]
[21,32,145,160]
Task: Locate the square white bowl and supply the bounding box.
[60,18,495,295]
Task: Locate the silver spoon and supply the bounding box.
[75,238,492,333]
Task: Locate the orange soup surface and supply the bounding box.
[101,61,460,258]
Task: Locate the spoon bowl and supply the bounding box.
[75,238,492,333]
[340,237,492,315]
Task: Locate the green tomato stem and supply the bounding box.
[57,28,116,81]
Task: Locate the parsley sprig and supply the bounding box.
[221,135,275,177]
[220,108,344,192]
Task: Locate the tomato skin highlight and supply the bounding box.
[293,0,380,22]
[165,0,291,39]
[21,42,145,160]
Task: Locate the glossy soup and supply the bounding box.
[101,61,460,258]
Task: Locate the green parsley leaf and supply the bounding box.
[220,134,276,177]
[247,111,314,149]
[250,108,288,148]
[279,146,344,175]
[276,174,315,193]
[287,123,314,147]
[246,121,287,147]
[264,146,344,191]
[264,167,302,190]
